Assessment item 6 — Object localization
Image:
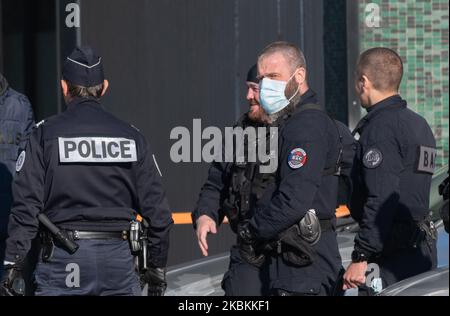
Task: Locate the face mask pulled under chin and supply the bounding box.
[259,72,300,115]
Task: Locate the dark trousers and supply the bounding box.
[221,245,270,296]
[380,237,437,287]
[269,230,342,296]
[34,239,141,296]
[359,237,438,295]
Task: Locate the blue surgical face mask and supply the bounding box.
[259,71,300,115]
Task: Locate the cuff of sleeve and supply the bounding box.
[354,243,376,261]
[191,210,219,230]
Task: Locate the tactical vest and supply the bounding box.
[222,105,356,233]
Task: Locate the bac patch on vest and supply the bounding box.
[288,148,307,169]
[58,137,137,163]
[363,148,383,169]
[416,145,436,174]
[16,151,26,172]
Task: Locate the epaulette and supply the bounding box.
[35,120,46,128]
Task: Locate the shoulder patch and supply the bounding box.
[363,148,383,169]
[16,151,26,172]
[416,145,436,174]
[288,148,307,169]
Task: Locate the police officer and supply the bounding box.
[192,65,272,296]
[0,72,35,279]
[343,47,437,294]
[0,47,173,296]
[238,42,351,296]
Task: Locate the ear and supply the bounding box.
[360,75,371,89]
[295,67,307,86]
[61,80,68,96]
[101,80,109,96]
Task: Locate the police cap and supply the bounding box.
[62,46,105,87]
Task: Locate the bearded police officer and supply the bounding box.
[192,65,273,296]
[0,47,173,296]
[343,48,437,294]
[0,73,35,279]
[238,42,354,296]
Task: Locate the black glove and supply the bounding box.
[141,266,167,296]
[0,264,25,297]
[237,222,266,268]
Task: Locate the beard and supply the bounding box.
[285,77,301,106]
[268,78,301,123]
[248,100,270,124]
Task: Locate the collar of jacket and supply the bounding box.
[66,96,103,110]
[298,89,318,107]
[352,94,407,135]
[366,94,406,114]
[276,89,319,123]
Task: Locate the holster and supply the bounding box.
[40,231,55,263]
[276,216,333,267]
[383,216,437,255]
[237,237,266,268]
[278,224,317,267]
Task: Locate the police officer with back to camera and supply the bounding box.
[192,64,273,296]
[237,42,356,296]
[343,47,438,294]
[0,72,35,279]
[0,46,173,296]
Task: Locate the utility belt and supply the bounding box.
[39,216,149,262]
[238,210,334,268]
[382,215,437,256]
[39,229,129,262]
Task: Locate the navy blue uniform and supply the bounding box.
[193,112,271,296]
[248,90,343,295]
[0,74,35,278]
[4,97,173,295]
[351,95,437,288]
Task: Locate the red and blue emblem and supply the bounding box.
[287,148,307,169]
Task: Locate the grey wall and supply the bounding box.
[0,0,351,266]
[0,0,58,121]
[79,0,325,213]
[78,0,327,265]
[346,0,362,131]
[0,0,356,266]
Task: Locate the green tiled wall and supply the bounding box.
[359,0,449,168]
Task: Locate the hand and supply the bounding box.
[142,266,167,296]
[196,215,217,256]
[343,262,368,290]
[0,264,25,296]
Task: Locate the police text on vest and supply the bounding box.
[58,137,137,163]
